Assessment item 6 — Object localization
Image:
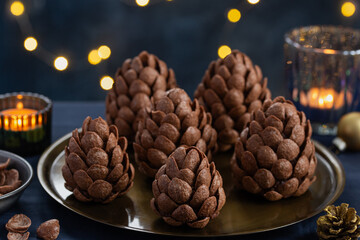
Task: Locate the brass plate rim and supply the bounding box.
[38,133,345,237]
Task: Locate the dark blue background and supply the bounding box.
[2,0,360,100]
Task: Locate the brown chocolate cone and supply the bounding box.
[230,96,317,201]
[134,88,218,177]
[151,146,226,228]
[62,116,135,203]
[194,50,271,152]
[106,51,177,141]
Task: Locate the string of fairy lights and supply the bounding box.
[7,0,358,90]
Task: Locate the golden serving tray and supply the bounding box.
[37,132,345,237]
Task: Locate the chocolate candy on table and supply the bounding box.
[0,159,22,195]
[62,116,135,203]
[7,232,30,240]
[106,51,177,142]
[5,214,31,240]
[230,96,317,201]
[5,214,31,233]
[151,146,226,229]
[194,49,271,152]
[37,219,60,240]
[134,88,218,178]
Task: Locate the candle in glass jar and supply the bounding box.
[0,102,38,131]
[300,88,345,109]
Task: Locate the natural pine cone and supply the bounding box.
[62,116,135,203]
[317,203,360,240]
[133,88,218,177]
[230,96,317,201]
[106,51,177,141]
[150,146,226,228]
[194,50,271,152]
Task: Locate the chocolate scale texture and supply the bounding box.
[106,51,177,141]
[230,96,317,201]
[151,146,226,228]
[62,116,135,203]
[134,88,218,177]
[194,50,271,152]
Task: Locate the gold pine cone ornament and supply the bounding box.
[317,203,360,240]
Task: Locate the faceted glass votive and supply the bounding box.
[0,92,52,156]
[285,25,360,135]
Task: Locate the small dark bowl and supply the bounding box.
[0,150,33,213]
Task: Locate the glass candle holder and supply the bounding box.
[0,92,52,156]
[284,25,360,135]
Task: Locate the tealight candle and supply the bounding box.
[299,88,345,110]
[0,93,52,156]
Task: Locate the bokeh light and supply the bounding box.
[227,9,241,23]
[341,2,356,17]
[54,57,68,71]
[10,1,25,16]
[98,45,111,59]
[100,76,114,90]
[88,50,101,65]
[247,0,260,4]
[24,37,37,51]
[218,45,232,59]
[135,0,149,7]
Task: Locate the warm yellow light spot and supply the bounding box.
[100,76,114,90]
[54,56,68,71]
[88,50,101,65]
[10,1,24,16]
[326,94,334,103]
[16,102,23,109]
[98,45,111,59]
[38,114,42,125]
[17,94,23,100]
[218,45,232,59]
[248,0,260,4]
[323,49,336,54]
[227,9,241,23]
[342,2,356,17]
[24,37,37,51]
[135,0,149,7]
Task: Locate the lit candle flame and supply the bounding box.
[300,88,346,109]
[0,98,39,131]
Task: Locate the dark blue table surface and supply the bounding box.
[1,102,359,240]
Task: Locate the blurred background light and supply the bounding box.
[341,2,356,17]
[135,0,149,7]
[24,37,37,51]
[100,76,114,90]
[227,9,241,23]
[88,50,101,65]
[10,1,24,16]
[248,0,260,4]
[54,56,68,71]
[218,45,232,59]
[98,45,111,59]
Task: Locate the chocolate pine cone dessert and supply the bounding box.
[230,96,317,201]
[151,146,226,228]
[106,51,177,141]
[194,50,271,152]
[134,88,218,177]
[62,116,135,203]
